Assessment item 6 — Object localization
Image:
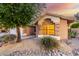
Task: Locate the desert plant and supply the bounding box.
[68,30,77,38]
[0,34,16,43]
[40,37,59,50]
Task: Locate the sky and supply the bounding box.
[46,3,79,16]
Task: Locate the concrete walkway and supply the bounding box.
[68,38,79,49]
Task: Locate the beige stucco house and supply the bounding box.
[23,13,74,40]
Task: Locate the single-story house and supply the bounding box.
[23,13,75,40]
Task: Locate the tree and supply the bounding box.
[0,3,44,42]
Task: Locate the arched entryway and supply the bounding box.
[39,18,55,35]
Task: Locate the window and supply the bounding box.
[40,24,55,35]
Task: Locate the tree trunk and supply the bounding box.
[16,26,21,42]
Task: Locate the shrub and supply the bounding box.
[70,22,79,28]
[0,34,16,43]
[40,37,59,50]
[68,30,77,38]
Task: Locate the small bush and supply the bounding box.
[68,30,77,38]
[40,37,59,50]
[70,22,79,28]
[0,34,16,43]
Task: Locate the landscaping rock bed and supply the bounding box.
[72,48,79,56]
[7,49,74,56]
[0,38,79,56]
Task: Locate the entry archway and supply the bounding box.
[39,18,55,35]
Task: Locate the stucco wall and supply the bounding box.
[59,19,68,40]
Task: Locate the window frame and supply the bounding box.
[40,24,55,35]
